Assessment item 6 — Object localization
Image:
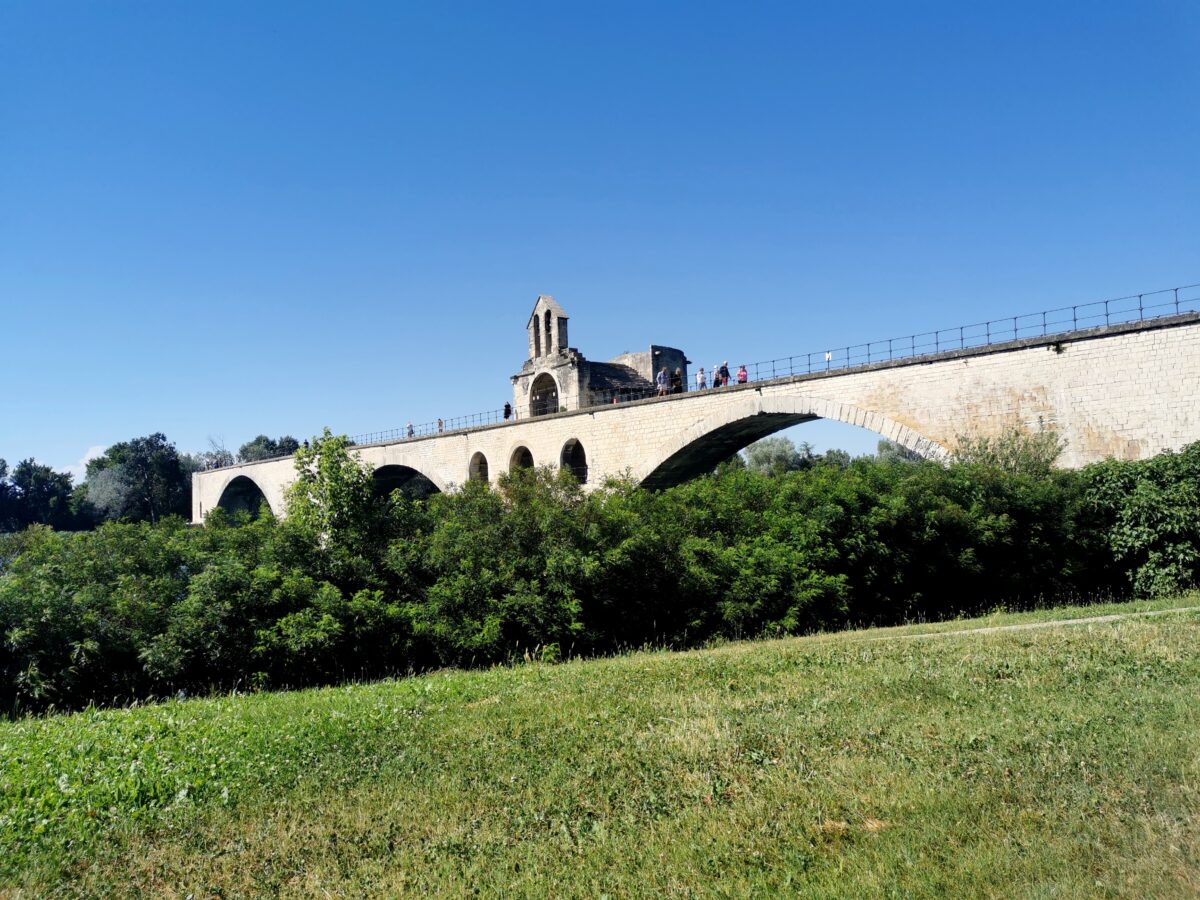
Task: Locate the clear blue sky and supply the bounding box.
[2,1,1197,476]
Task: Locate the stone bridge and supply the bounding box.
[193,312,1200,521]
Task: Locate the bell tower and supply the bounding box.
[527,294,568,359]
[514,295,580,417]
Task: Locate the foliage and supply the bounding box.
[0,459,83,532]
[0,460,12,531]
[743,436,813,474]
[283,428,390,564]
[182,448,234,472]
[875,438,924,464]
[2,434,1200,714]
[1082,442,1200,597]
[82,433,190,523]
[238,434,301,463]
[742,436,852,474]
[951,426,1065,476]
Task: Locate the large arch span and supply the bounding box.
[639,393,948,489]
[372,464,442,500]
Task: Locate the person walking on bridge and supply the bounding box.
[670,367,683,394]
[656,367,669,396]
[696,367,707,390]
[718,362,731,387]
[737,364,749,384]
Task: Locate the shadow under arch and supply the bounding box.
[216,474,273,517]
[560,438,588,483]
[510,445,534,471]
[468,451,489,482]
[373,464,441,500]
[640,393,948,490]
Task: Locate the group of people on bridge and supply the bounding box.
[695,362,749,390]
[656,361,749,397]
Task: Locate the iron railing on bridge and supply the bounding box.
[350,408,511,445]
[346,282,1199,445]
[737,282,1200,382]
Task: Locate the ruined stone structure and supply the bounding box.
[193,303,1200,522]
[510,295,689,416]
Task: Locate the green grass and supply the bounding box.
[3,596,1200,897]
[830,590,1200,638]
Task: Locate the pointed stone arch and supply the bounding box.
[639,392,948,489]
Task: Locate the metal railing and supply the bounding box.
[351,407,512,444]
[734,282,1200,383]
[195,281,1196,462]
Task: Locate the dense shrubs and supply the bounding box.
[2,435,1199,715]
[1081,444,1200,597]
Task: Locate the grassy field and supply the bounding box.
[3,595,1200,897]
[824,592,1200,639]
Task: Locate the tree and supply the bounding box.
[84,465,135,521]
[11,459,77,528]
[818,448,853,469]
[181,448,234,473]
[0,459,15,532]
[952,427,1064,477]
[181,438,236,474]
[284,429,384,556]
[876,439,924,464]
[238,435,301,463]
[0,459,80,531]
[744,436,814,476]
[84,433,189,523]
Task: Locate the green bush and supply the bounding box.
[3,437,1199,715]
[1082,442,1200,597]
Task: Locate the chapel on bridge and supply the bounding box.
[510,295,689,417]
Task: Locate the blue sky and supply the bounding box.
[2,1,1197,476]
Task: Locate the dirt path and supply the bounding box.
[871,605,1199,642]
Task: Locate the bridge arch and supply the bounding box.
[509,445,534,472]
[468,452,489,482]
[372,464,441,500]
[560,438,588,483]
[215,474,274,517]
[640,393,948,489]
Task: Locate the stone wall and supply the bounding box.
[607,346,689,386]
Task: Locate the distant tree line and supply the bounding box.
[2,428,1197,715]
[0,433,300,532]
